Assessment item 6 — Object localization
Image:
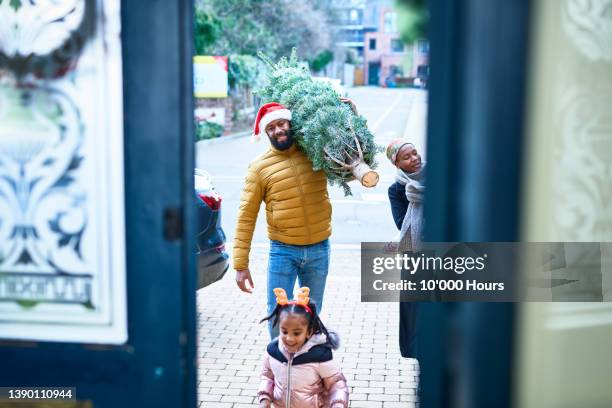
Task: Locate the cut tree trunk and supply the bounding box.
[351,160,379,187]
[323,133,379,188]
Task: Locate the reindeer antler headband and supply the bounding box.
[273,287,312,315]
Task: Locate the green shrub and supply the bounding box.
[229,54,266,89]
[196,121,224,141]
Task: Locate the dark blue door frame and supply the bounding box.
[420,0,531,407]
[0,2,197,407]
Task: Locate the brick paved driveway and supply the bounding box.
[197,245,420,407]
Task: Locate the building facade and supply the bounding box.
[363,1,429,86]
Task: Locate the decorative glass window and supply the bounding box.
[0,0,127,344]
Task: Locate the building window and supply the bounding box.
[384,11,397,33]
[390,65,404,77]
[418,40,430,54]
[369,38,377,50]
[350,9,358,23]
[417,64,429,77]
[391,39,405,52]
[342,29,364,43]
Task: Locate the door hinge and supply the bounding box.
[163,206,183,241]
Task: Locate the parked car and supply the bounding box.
[194,169,229,289]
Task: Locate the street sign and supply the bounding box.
[193,56,228,98]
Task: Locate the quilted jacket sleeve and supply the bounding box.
[233,162,264,270]
[319,359,349,408]
[257,354,274,403]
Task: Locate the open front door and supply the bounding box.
[0,2,197,407]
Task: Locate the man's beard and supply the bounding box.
[269,129,294,150]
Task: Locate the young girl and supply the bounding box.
[258,287,349,408]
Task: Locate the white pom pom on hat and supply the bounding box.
[251,102,292,142]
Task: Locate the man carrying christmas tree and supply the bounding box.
[233,102,346,338]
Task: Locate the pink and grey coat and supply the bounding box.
[258,333,349,408]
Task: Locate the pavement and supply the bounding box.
[196,87,427,407]
[197,245,420,408]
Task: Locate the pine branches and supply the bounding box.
[256,49,382,195]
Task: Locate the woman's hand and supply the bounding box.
[340,97,358,114]
[384,241,399,253]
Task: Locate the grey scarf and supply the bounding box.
[395,163,425,251]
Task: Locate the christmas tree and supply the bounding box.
[256,49,381,196]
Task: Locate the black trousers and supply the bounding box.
[399,301,418,358]
[399,260,419,358]
[398,249,436,359]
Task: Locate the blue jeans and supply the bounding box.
[266,239,330,339]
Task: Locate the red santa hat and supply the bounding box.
[252,102,292,142]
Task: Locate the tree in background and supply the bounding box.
[194,9,219,55]
[193,0,342,134]
[309,50,334,74]
[195,0,336,62]
[227,54,267,129]
[396,0,428,44]
[228,55,266,90]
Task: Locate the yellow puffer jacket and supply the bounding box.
[233,144,332,270]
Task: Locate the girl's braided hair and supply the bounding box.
[260,300,340,349]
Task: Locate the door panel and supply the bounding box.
[0,1,197,406]
[369,62,381,85]
[517,0,612,406]
[0,0,127,346]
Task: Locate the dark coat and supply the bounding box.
[388,181,409,231]
[388,180,418,358]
